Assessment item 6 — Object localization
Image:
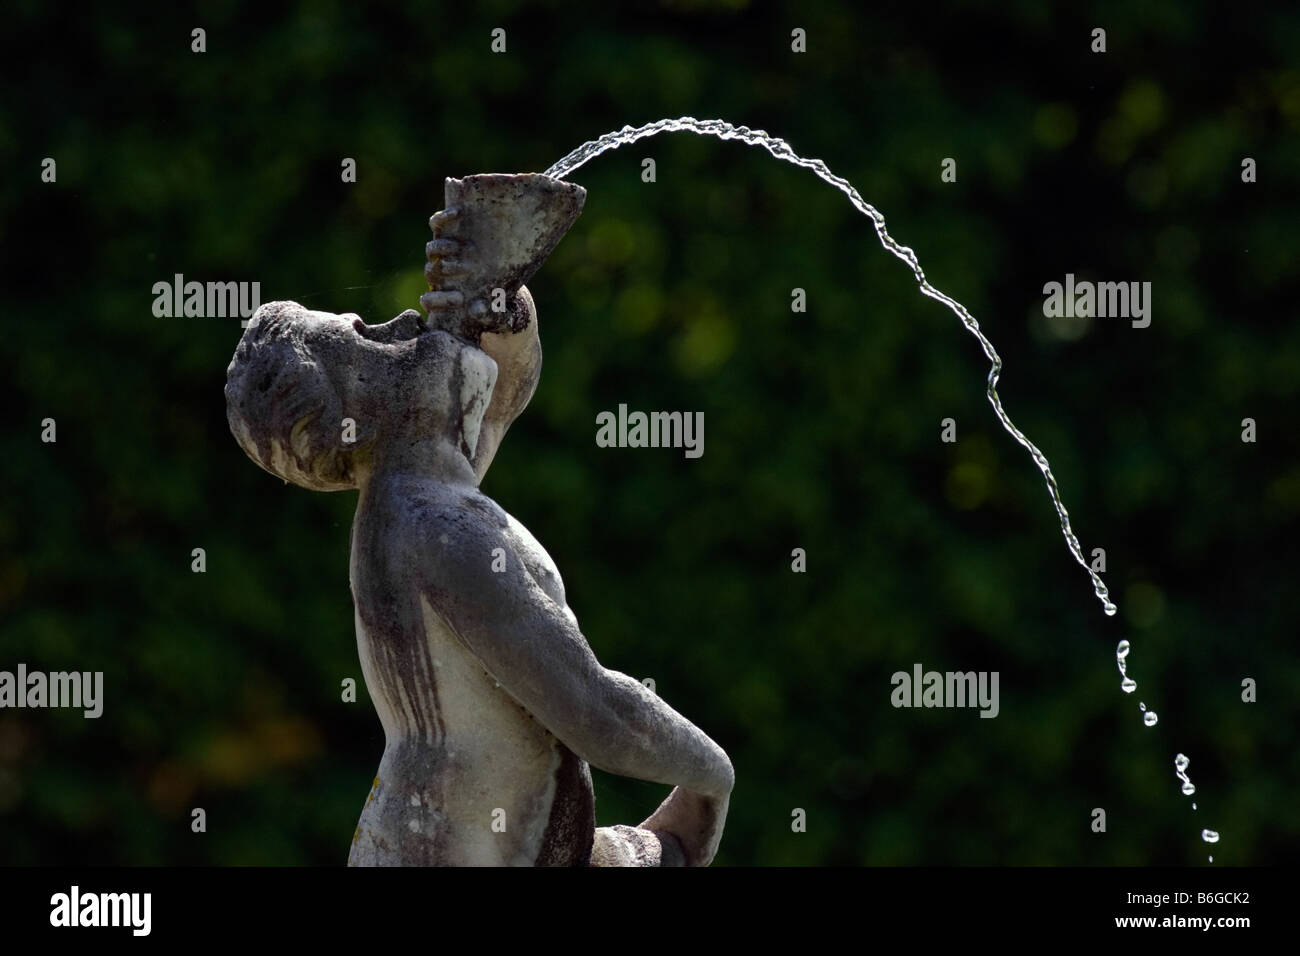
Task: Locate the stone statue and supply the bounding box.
[224,173,733,866]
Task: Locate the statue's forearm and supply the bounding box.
[471,287,542,481]
[578,667,734,798]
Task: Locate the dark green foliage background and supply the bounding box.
[3,0,1297,865]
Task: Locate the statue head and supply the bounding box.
[225,301,498,491]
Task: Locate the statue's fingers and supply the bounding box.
[425,257,472,282]
[428,207,461,234]
[425,262,471,287]
[420,290,463,311]
[426,238,460,259]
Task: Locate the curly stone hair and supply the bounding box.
[225,301,372,491]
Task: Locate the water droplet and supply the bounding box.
[1182,783,1195,795]
[1143,711,1159,726]
[1192,802,1197,810]
[1104,606,1117,617]
[1208,855,1213,862]
[1116,640,1131,660]
[1121,677,1136,693]
[1201,829,1219,844]
[1139,702,1146,711]
[1174,754,1189,772]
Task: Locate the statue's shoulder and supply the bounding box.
[378,479,511,571]
[391,484,572,614]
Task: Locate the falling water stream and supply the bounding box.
[543,117,1218,861]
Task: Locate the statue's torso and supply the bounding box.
[347,475,594,866]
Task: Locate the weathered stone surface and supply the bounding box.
[224,173,732,866]
[591,825,686,867]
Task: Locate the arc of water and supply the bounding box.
[545,117,1116,617]
[543,116,1242,861]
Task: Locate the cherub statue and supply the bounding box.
[224,174,733,866]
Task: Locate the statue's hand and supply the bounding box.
[421,206,475,332]
[638,786,731,867]
[422,205,533,339]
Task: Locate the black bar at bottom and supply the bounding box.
[0,866,1271,941]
